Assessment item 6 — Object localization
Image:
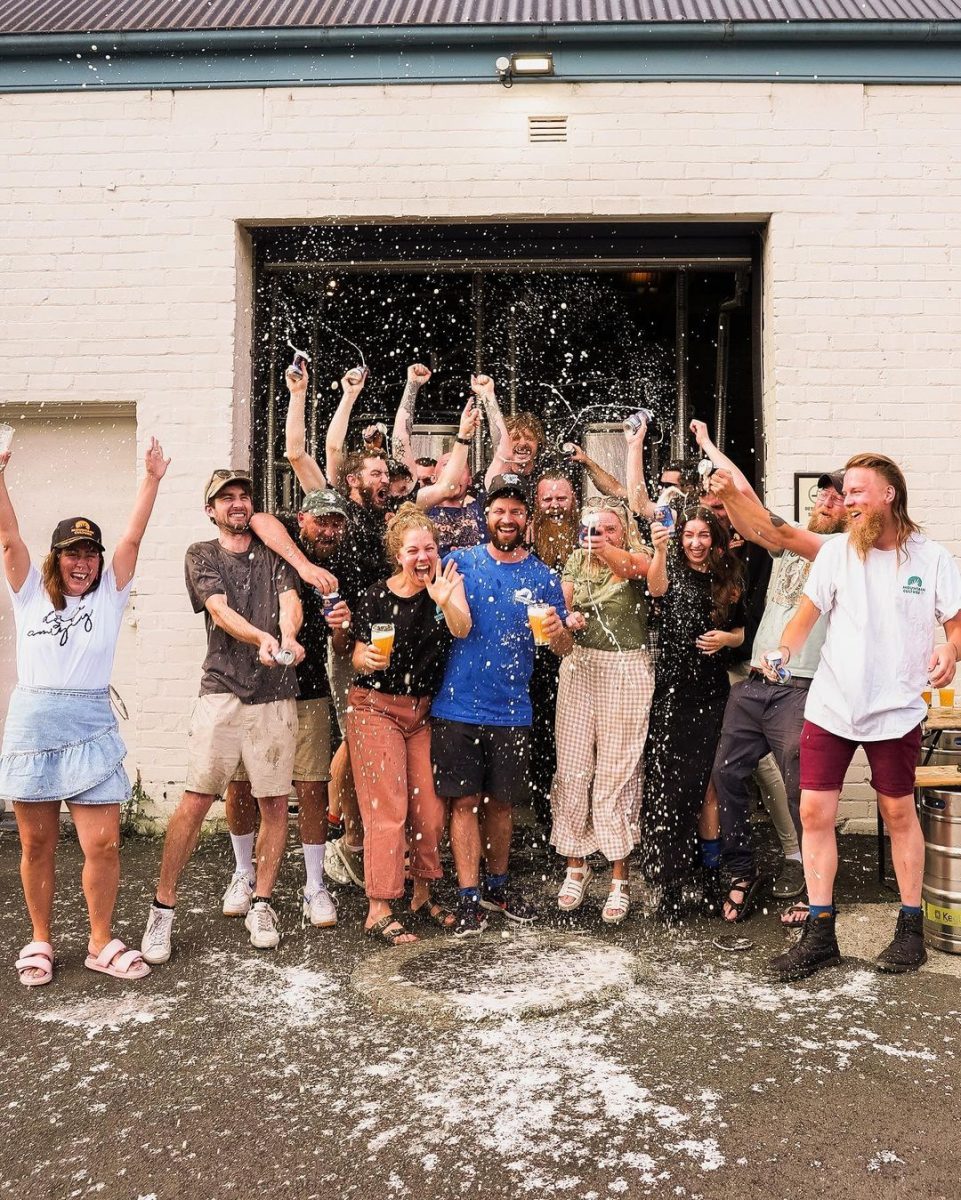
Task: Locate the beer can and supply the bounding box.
[560,442,577,457]
[288,346,311,381]
[697,458,716,478]
[624,409,654,434]
[763,651,792,683]
[322,590,340,616]
[273,648,295,666]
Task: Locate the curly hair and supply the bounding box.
[676,506,743,623]
[384,502,439,562]
[505,412,545,447]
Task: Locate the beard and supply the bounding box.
[359,482,387,510]
[848,509,886,558]
[490,525,525,552]
[531,511,578,570]
[808,510,848,535]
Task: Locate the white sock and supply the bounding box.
[230,832,255,880]
[786,851,803,863]
[303,843,326,895]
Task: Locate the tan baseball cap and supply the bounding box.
[204,469,253,506]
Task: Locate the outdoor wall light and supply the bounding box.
[495,52,555,88]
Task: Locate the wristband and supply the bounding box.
[455,435,471,446]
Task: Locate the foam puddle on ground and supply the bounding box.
[23,931,948,1195]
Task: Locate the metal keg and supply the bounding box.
[920,729,961,768]
[921,787,961,953]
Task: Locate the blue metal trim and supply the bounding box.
[2,22,961,92]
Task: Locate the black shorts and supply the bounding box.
[431,719,530,805]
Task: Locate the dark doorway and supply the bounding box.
[249,221,763,511]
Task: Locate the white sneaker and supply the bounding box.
[324,839,350,886]
[222,871,254,917]
[244,899,280,949]
[141,904,174,965]
[303,885,337,928]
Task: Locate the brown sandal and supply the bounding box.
[410,897,456,930]
[364,914,418,944]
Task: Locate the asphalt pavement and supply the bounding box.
[0,822,958,1200]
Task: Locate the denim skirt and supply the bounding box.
[0,685,130,805]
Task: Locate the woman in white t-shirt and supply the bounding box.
[0,437,169,986]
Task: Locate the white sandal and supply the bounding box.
[557,863,593,911]
[602,880,630,925]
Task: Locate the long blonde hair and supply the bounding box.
[578,499,645,579]
[844,452,920,560]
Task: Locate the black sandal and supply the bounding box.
[364,914,418,944]
[723,875,764,925]
[409,896,456,930]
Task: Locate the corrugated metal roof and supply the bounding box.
[2,0,960,35]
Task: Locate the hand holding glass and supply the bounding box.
[370,623,395,667]
[527,604,551,646]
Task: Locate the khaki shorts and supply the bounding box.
[185,693,297,799]
[232,698,332,786]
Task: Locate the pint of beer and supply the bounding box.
[940,686,956,708]
[371,622,395,666]
[527,604,551,647]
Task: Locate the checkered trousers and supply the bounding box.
[549,645,655,862]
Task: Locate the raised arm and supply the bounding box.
[645,521,671,597]
[625,423,656,521]
[285,361,327,493]
[425,559,472,638]
[112,436,171,590]
[709,470,827,561]
[392,363,431,475]
[324,367,367,487]
[0,452,31,592]
[416,398,480,511]
[589,539,652,580]
[248,511,338,595]
[689,420,759,502]
[570,445,627,499]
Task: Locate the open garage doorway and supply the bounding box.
[248,222,763,512]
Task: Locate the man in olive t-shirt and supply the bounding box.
[141,470,304,964]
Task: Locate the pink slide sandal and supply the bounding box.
[16,941,54,987]
[85,938,151,981]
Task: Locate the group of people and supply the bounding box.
[2,357,959,988]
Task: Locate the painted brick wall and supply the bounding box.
[1,79,958,824]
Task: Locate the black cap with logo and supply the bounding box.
[50,517,105,552]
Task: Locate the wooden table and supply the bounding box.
[923,707,961,731]
[916,764,961,789]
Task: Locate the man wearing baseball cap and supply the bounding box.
[431,473,573,936]
[220,486,360,930]
[141,469,306,963]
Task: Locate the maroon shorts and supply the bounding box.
[799,720,922,798]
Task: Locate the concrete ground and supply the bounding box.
[0,820,958,1200]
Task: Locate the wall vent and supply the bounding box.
[528,115,568,143]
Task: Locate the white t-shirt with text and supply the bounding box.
[803,533,961,741]
[8,564,132,690]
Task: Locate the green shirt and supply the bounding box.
[563,549,649,652]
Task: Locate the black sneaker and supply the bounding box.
[876,910,927,974]
[769,912,841,982]
[480,885,538,924]
[654,880,686,925]
[453,897,488,940]
[699,868,725,919]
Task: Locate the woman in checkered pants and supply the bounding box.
[550,502,654,924]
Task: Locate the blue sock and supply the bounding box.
[809,903,834,920]
[485,872,509,894]
[699,838,722,870]
[459,886,481,905]
[901,904,922,917]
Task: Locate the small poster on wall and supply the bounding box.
[794,473,825,524]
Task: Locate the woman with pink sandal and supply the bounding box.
[0,437,169,986]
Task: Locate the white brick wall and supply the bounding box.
[1,79,959,821]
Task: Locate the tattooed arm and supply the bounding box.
[392,363,431,474]
[325,368,367,487]
[709,470,828,561]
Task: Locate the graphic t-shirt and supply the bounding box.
[751,541,836,679]
[803,532,961,740]
[431,544,567,728]
[426,498,488,556]
[8,564,132,690]
[184,537,299,705]
[353,581,453,697]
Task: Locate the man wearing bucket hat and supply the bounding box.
[141,468,305,963]
[431,473,573,936]
[221,486,359,930]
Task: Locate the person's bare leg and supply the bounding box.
[799,788,841,906]
[13,801,60,956]
[449,794,482,888]
[477,795,512,877]
[251,795,288,897]
[878,792,924,907]
[698,781,720,840]
[611,857,629,882]
[155,791,216,907]
[330,742,363,847]
[224,781,256,835]
[69,803,121,955]
[297,781,328,846]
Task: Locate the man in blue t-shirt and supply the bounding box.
[431,474,572,936]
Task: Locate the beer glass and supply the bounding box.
[527,604,551,647]
[922,688,933,706]
[939,687,955,708]
[371,623,395,666]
